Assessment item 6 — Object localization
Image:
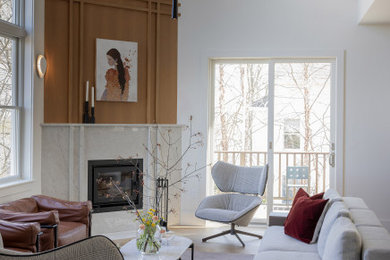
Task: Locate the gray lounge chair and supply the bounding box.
[195,161,268,247]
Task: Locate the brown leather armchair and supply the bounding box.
[0,195,92,252]
[0,220,42,252]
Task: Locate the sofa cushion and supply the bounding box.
[357,226,390,260]
[58,221,87,246]
[195,208,238,223]
[343,197,368,209]
[195,194,262,224]
[323,188,342,201]
[317,201,350,257]
[254,250,321,260]
[259,226,318,253]
[350,209,382,227]
[322,217,361,260]
[284,195,328,243]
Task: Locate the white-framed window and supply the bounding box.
[0,0,26,184]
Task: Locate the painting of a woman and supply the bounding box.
[101,48,130,101]
[96,39,138,102]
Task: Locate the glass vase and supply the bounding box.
[136,224,162,255]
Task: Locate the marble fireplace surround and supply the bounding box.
[41,124,184,236]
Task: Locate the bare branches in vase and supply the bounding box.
[118,116,209,229]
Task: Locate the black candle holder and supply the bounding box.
[90,107,95,124]
[83,101,90,123]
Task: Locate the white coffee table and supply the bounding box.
[120,235,194,260]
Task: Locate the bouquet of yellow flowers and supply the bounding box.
[136,209,164,254]
[111,180,164,254]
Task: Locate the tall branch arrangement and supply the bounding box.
[116,116,208,225]
[146,116,208,220]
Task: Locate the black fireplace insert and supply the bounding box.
[88,159,143,213]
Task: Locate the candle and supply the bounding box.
[91,86,95,107]
[86,81,89,102]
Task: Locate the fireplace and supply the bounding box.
[88,159,143,213]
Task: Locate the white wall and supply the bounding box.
[0,0,44,203]
[177,0,390,230]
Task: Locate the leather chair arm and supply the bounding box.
[0,209,59,226]
[32,195,92,225]
[0,220,41,252]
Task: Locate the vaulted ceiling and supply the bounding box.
[359,0,390,24]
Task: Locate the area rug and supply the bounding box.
[181,249,254,260]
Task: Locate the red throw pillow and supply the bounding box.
[284,195,329,243]
[291,188,324,207]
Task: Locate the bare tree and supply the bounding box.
[278,63,331,153]
[215,63,268,160]
[0,0,14,178]
[218,64,229,161]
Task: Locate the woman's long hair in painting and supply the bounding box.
[106,48,126,94]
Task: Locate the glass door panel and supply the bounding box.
[211,61,269,222]
[272,62,332,212]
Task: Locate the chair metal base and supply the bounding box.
[201,223,262,247]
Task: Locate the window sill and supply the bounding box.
[0,179,34,189]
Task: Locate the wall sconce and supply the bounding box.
[37,54,47,78]
[171,0,178,20]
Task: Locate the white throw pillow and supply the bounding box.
[323,188,342,201]
[310,188,343,244]
[311,199,332,243]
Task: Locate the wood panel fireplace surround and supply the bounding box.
[88,159,143,213]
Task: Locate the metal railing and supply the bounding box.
[214,151,329,204]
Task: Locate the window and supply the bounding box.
[0,0,26,183]
[283,119,300,149]
[0,0,14,23]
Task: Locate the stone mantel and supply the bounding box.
[41,124,186,128]
[41,123,184,235]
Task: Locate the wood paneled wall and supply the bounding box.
[44,0,177,123]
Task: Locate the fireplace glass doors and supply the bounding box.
[88,159,143,212]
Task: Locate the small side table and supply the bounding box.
[120,235,194,260]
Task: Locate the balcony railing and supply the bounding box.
[214,151,329,206]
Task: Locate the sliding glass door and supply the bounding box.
[209,58,336,223]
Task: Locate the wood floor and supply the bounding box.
[169,224,266,255]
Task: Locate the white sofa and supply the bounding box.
[255,189,390,260]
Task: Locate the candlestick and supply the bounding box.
[90,107,95,124]
[86,81,89,102]
[91,86,95,107]
[83,101,89,123]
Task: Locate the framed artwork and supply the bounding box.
[96,38,138,102]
